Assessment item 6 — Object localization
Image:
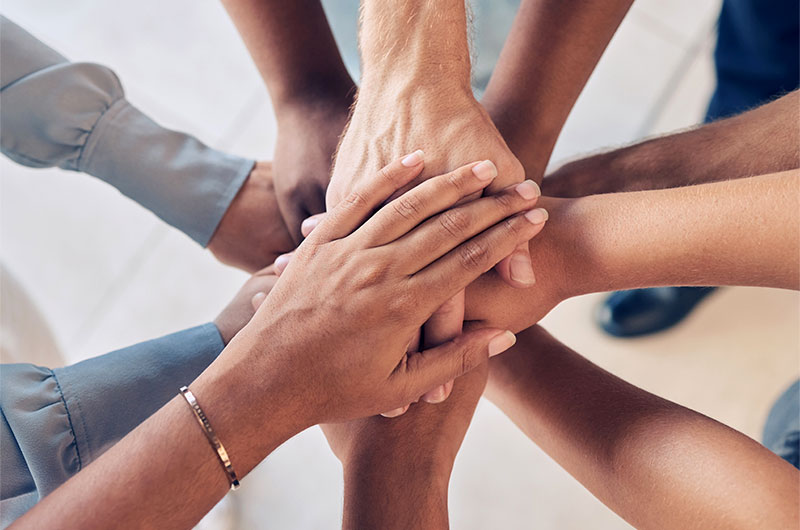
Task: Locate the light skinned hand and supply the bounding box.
[274,159,548,415]
[227,152,546,423]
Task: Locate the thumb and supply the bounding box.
[393,328,516,400]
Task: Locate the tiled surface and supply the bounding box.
[3,1,798,529]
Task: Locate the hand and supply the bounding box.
[464,196,568,333]
[326,84,539,409]
[273,98,352,243]
[213,265,278,344]
[327,85,536,288]
[207,161,294,272]
[321,361,488,529]
[221,153,545,428]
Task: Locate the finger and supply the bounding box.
[397,180,541,273]
[420,291,464,404]
[392,329,516,401]
[494,241,536,287]
[301,214,326,238]
[355,160,497,247]
[411,207,548,309]
[250,291,267,311]
[421,379,454,404]
[380,404,410,418]
[274,252,294,276]
[307,151,425,243]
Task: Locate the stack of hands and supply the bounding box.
[16,1,799,528]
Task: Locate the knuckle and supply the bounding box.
[341,189,368,211]
[458,240,490,271]
[492,191,516,211]
[438,209,471,237]
[355,262,388,288]
[392,193,425,220]
[455,337,480,375]
[445,170,466,192]
[377,165,397,186]
[502,216,523,237]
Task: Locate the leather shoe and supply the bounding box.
[596,287,717,338]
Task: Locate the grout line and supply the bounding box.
[635,19,718,138]
[67,225,169,353]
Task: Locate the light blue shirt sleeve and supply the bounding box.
[0,17,254,246]
[0,323,225,527]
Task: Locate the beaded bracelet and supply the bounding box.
[179,386,240,490]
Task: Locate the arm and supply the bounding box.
[328,0,534,288]
[12,156,538,528]
[482,0,634,182]
[543,90,800,197]
[323,363,487,529]
[0,269,277,524]
[0,17,293,270]
[485,326,799,529]
[220,0,356,241]
[465,170,800,332]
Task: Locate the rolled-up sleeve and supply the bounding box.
[0,323,225,527]
[0,17,254,246]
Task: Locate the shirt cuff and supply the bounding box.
[79,99,254,246]
[52,323,225,467]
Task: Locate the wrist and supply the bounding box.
[534,196,602,300]
[342,449,451,530]
[190,328,314,476]
[272,80,355,124]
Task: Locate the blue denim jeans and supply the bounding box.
[706,0,799,121]
[763,381,800,469]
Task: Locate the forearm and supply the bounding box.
[483,0,633,180]
[543,91,800,197]
[466,171,800,331]
[221,0,354,111]
[484,326,799,529]
[359,0,471,92]
[14,330,304,529]
[342,454,451,530]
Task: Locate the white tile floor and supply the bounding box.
[2,1,799,529]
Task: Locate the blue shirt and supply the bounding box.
[0,17,251,526]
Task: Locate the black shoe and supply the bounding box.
[596,287,717,338]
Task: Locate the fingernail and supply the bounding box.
[515,180,541,200]
[301,217,320,236]
[488,331,517,357]
[509,254,536,285]
[401,150,424,167]
[424,385,448,404]
[251,291,267,310]
[381,405,409,418]
[472,160,498,181]
[524,208,549,225]
[274,254,291,274]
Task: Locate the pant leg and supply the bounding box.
[762,380,800,469]
[706,0,800,121]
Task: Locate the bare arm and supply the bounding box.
[485,325,799,529]
[11,157,537,529]
[220,0,352,110]
[220,0,356,240]
[543,91,800,197]
[483,0,634,182]
[324,363,488,530]
[466,170,800,332]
